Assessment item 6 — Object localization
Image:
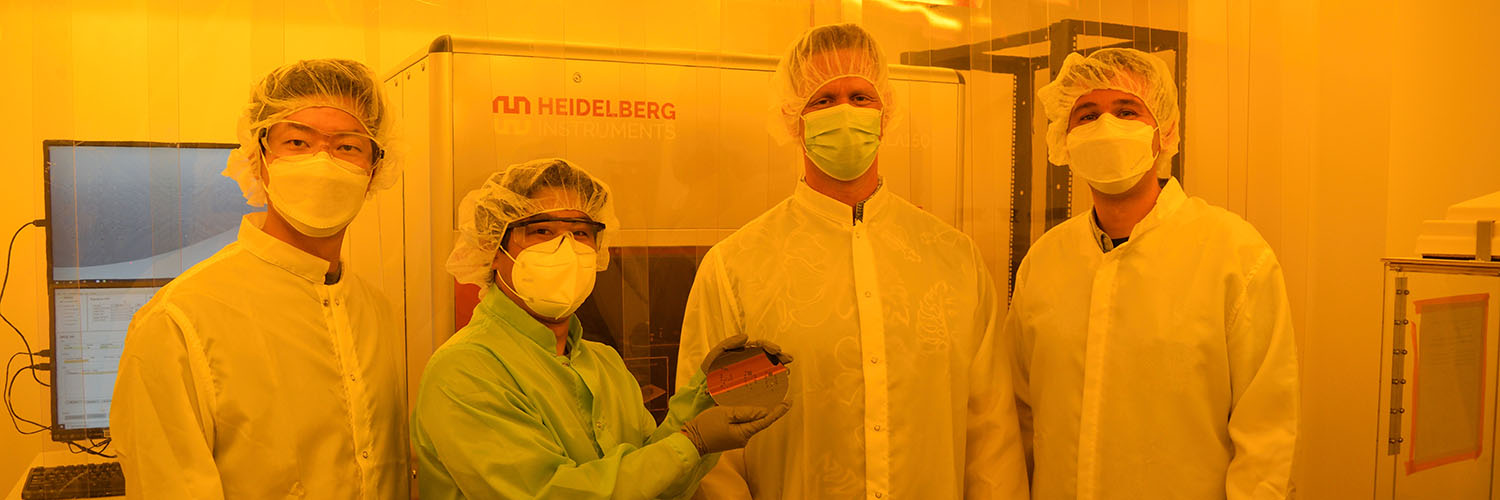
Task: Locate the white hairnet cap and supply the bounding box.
[768,23,900,144]
[1038,48,1180,170]
[222,58,399,207]
[446,158,619,292]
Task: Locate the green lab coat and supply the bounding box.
[413,285,717,499]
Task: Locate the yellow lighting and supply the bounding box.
[870,0,963,31]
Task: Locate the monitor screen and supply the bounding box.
[51,286,158,433]
[44,141,253,441]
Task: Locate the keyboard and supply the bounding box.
[20,462,124,500]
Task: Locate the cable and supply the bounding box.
[53,464,88,493]
[6,354,48,434]
[6,351,25,378]
[2,217,115,459]
[3,219,46,387]
[66,436,114,459]
[2,217,117,459]
[7,360,114,460]
[8,359,116,457]
[4,352,46,434]
[6,362,50,434]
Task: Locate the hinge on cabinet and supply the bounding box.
[1387,277,1410,455]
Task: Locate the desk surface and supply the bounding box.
[5,450,125,500]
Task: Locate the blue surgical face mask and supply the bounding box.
[802,104,882,181]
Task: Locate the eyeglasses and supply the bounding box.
[506,216,607,247]
[259,120,384,166]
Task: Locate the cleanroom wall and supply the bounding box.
[1187,0,1500,496]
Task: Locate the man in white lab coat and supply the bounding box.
[1009,48,1299,499]
[110,59,408,499]
[675,23,1029,499]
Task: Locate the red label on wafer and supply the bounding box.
[707,355,787,395]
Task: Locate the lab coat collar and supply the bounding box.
[477,283,584,357]
[1085,178,1187,253]
[238,212,338,285]
[793,178,889,226]
[1131,177,1187,238]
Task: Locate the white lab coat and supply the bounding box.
[1008,178,1298,500]
[675,180,1029,500]
[110,212,408,499]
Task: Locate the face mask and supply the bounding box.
[264,152,372,237]
[803,104,882,181]
[497,234,598,320]
[1065,113,1159,195]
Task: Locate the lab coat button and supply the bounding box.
[875,492,883,499]
[322,299,330,306]
[870,357,879,364]
[361,450,369,459]
[873,425,882,431]
[864,291,872,298]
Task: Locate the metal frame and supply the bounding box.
[900,19,1188,297]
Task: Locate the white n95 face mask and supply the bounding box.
[803,103,882,181]
[264,152,372,237]
[498,234,598,320]
[1065,113,1159,195]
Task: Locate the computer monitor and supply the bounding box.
[43,140,253,442]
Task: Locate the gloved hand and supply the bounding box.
[699,334,794,373]
[679,401,792,456]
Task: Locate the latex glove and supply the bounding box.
[699,334,795,373]
[680,401,792,455]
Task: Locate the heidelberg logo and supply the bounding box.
[493,96,677,120]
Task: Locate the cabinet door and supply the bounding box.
[1378,264,1500,500]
